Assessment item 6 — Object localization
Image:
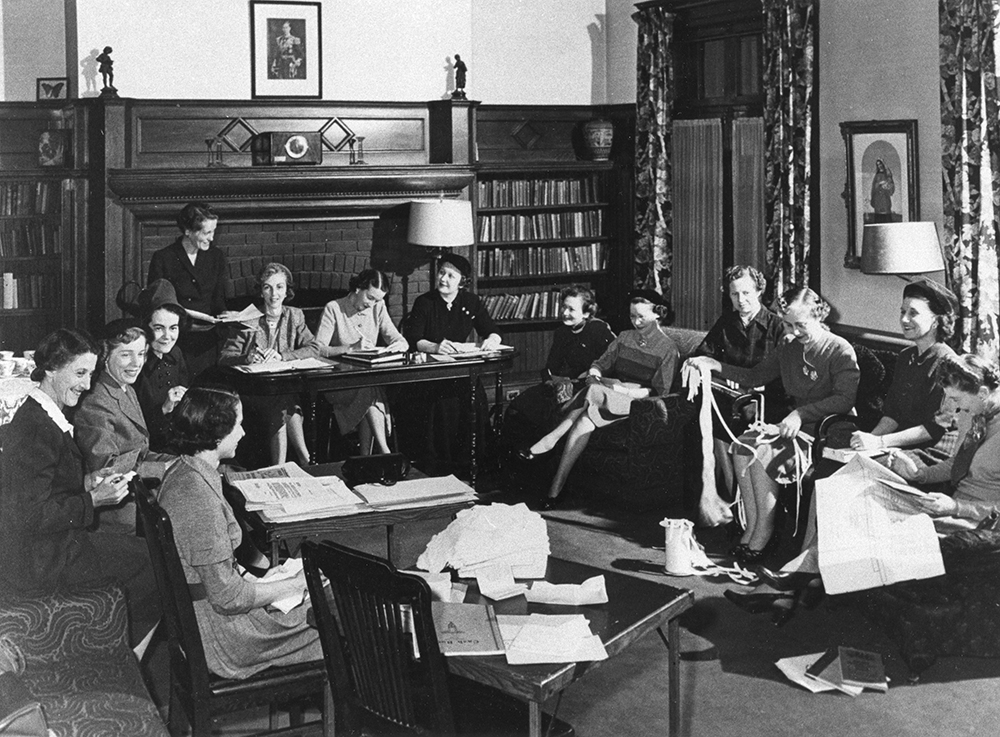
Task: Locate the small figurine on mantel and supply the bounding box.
[452,54,468,100]
[96,46,119,98]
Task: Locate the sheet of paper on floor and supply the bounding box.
[776,652,843,694]
[418,503,549,577]
[816,455,944,595]
[525,575,607,605]
[498,614,608,664]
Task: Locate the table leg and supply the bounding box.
[528,700,542,737]
[664,620,681,737]
[385,524,394,564]
[270,539,280,567]
[305,389,319,464]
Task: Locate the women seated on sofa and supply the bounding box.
[506,285,616,440]
[133,280,190,453]
[401,253,502,471]
[848,278,958,453]
[313,269,409,454]
[157,386,322,679]
[521,290,680,508]
[695,265,784,495]
[220,262,316,465]
[686,286,860,564]
[74,318,176,532]
[731,353,1000,624]
[0,329,159,646]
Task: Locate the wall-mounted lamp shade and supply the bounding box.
[860,222,945,275]
[407,199,474,248]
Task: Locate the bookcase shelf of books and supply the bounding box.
[473,161,613,379]
[0,174,80,351]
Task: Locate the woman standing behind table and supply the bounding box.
[0,329,159,646]
[74,319,176,532]
[147,201,238,378]
[313,269,409,455]
[520,291,680,509]
[401,253,502,472]
[157,387,322,679]
[685,287,860,564]
[850,278,958,454]
[133,279,190,453]
[220,262,316,466]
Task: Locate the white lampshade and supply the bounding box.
[407,199,474,248]
[860,222,945,275]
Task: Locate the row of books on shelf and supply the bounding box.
[477,177,600,208]
[0,272,58,310]
[0,221,62,257]
[477,242,606,278]
[0,181,61,217]
[477,210,603,243]
[483,290,563,321]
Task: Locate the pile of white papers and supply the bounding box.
[230,463,366,522]
[417,503,550,579]
[353,475,477,510]
[497,614,608,664]
[231,357,335,374]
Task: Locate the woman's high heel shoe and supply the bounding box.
[723,589,793,614]
[754,566,821,592]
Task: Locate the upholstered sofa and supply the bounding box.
[0,581,167,737]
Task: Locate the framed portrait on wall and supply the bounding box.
[840,119,919,268]
[250,1,322,99]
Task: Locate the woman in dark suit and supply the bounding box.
[0,329,159,646]
[147,201,237,377]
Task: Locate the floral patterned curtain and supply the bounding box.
[940,0,1000,361]
[762,0,817,298]
[632,6,676,298]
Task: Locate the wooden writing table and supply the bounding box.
[450,557,694,737]
[220,352,514,483]
[226,461,475,566]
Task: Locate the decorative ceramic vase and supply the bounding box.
[583,119,614,161]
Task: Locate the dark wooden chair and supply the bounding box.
[133,479,332,737]
[301,540,574,736]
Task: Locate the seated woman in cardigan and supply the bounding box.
[219,262,316,466]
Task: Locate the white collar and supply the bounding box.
[29,387,74,436]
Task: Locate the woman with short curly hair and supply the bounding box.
[686,286,860,563]
[157,386,322,679]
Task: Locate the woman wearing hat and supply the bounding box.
[401,253,502,472]
[849,278,958,453]
[520,291,680,508]
[134,279,190,453]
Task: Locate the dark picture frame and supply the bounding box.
[840,119,919,269]
[36,77,68,101]
[38,130,70,167]
[250,1,322,99]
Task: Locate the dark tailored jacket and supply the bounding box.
[135,345,189,452]
[73,371,154,475]
[147,238,227,317]
[0,397,97,593]
[402,290,498,349]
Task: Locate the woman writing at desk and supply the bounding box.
[402,253,502,473]
[313,269,409,455]
[220,262,316,465]
[157,386,322,679]
[147,201,239,377]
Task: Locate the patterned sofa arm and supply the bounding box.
[627,393,695,449]
[0,581,129,668]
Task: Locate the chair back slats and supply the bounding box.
[132,479,212,706]
[303,541,457,736]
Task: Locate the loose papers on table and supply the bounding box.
[417,503,550,579]
[231,357,335,373]
[816,455,944,595]
[498,614,608,664]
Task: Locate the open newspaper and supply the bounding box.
[816,455,945,594]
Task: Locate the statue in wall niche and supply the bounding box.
[452,54,468,100]
[96,46,119,97]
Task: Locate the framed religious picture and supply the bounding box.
[841,120,919,268]
[250,1,322,99]
[36,77,68,101]
[38,130,70,167]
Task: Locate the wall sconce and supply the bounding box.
[407,199,474,256]
[860,222,946,283]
